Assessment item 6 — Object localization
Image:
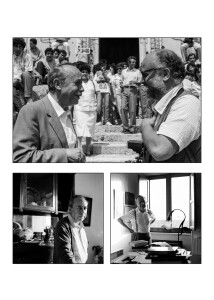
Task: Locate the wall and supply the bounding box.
[75,173,104,264]
[111,173,139,255]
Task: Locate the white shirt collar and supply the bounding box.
[48,93,70,118]
[68,214,84,229]
[154,83,183,115]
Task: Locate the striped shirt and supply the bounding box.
[154,84,201,152]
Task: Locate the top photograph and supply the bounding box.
[13,37,201,163]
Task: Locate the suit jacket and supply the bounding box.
[53,216,88,264]
[53,216,74,264]
[13,95,73,162]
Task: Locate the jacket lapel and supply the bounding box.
[42,96,69,148]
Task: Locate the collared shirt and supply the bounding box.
[68,214,88,263]
[153,83,201,152]
[121,208,155,233]
[121,67,142,87]
[27,47,44,66]
[48,93,77,148]
[13,51,33,80]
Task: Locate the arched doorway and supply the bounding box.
[99,38,139,66]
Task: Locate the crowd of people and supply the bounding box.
[13,37,201,163]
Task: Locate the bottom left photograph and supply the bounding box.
[13,173,104,264]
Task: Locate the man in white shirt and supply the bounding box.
[140,49,201,163]
[13,63,85,163]
[53,196,88,264]
[117,195,155,244]
[121,56,142,133]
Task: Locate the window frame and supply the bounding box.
[139,173,193,233]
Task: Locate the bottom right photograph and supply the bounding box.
[110,173,201,264]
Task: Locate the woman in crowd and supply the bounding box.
[74,63,101,156]
[183,62,201,100]
[112,62,123,119]
[35,48,57,84]
[93,60,111,125]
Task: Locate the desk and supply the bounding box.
[111,248,191,264]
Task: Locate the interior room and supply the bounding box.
[111,173,201,264]
[13,173,104,264]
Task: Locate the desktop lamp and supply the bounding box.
[165,209,186,244]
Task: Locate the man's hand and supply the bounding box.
[140,116,156,132]
[128,228,135,234]
[66,149,86,163]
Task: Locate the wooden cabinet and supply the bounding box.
[20,174,57,213]
[13,173,75,215]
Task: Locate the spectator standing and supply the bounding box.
[121,56,142,133]
[94,61,111,125]
[74,64,101,156]
[112,63,123,119]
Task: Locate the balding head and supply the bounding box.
[47,63,81,93]
[68,195,88,223]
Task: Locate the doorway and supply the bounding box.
[99,38,139,66]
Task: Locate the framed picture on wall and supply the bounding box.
[83,197,92,226]
[125,192,135,206]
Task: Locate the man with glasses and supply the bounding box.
[13,63,86,163]
[121,56,142,133]
[140,49,201,163]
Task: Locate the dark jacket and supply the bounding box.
[53,216,74,264]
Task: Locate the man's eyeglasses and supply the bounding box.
[141,67,163,79]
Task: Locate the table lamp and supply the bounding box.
[165,209,186,244]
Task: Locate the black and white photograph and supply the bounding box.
[13,37,201,163]
[2,2,213,298]
[13,173,104,264]
[111,173,201,264]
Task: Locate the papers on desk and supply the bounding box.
[132,254,151,264]
[130,240,148,247]
[128,251,152,264]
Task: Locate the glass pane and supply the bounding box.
[139,178,148,202]
[171,176,189,227]
[150,179,166,227]
[23,174,55,211]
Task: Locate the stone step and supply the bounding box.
[93,132,142,143]
[86,142,137,155]
[85,153,139,163]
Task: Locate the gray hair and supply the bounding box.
[47,62,78,93]
[155,49,185,80]
[68,195,87,208]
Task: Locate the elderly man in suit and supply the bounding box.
[53,195,88,264]
[13,63,85,163]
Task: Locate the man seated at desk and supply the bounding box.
[117,195,155,244]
